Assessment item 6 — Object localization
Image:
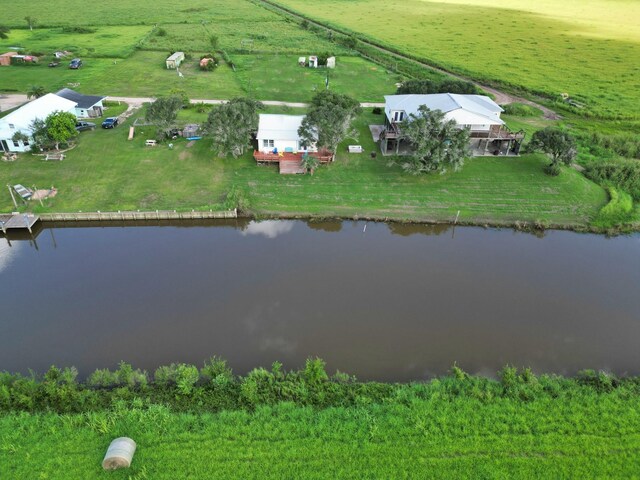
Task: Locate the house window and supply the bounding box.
[9,124,15,129]
[23,138,29,146]
[13,140,20,147]
[392,111,405,122]
[263,139,274,148]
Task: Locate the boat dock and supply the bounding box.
[0,213,40,233]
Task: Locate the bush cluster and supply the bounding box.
[585,160,640,200]
[396,79,481,95]
[1,358,639,415]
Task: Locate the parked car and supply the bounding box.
[13,184,32,200]
[101,117,119,129]
[48,61,60,68]
[75,121,96,132]
[69,58,82,69]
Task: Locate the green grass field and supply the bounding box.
[0,26,152,58]
[0,108,606,226]
[269,0,640,118]
[2,393,639,479]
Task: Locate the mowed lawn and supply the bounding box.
[2,395,640,479]
[0,109,606,226]
[272,0,640,118]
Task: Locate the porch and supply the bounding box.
[253,150,333,175]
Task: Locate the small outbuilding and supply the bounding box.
[326,57,336,69]
[166,52,185,69]
[0,52,17,66]
[298,57,306,67]
[308,56,318,68]
[182,124,200,138]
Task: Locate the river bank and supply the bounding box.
[1,360,639,479]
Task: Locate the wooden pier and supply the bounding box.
[38,209,237,222]
[0,213,40,233]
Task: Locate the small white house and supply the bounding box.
[55,88,105,118]
[166,52,185,69]
[326,56,336,69]
[256,114,316,153]
[308,55,318,68]
[0,93,77,153]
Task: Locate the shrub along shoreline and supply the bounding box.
[1,357,638,414]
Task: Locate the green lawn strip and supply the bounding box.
[1,110,606,226]
[2,396,639,479]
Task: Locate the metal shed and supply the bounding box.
[166,52,185,69]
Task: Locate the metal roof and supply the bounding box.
[55,88,105,109]
[257,114,305,141]
[0,93,77,130]
[384,93,504,125]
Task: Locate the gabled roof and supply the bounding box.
[0,93,77,130]
[257,114,304,141]
[384,93,504,125]
[55,88,105,109]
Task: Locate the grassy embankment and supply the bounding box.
[0,107,606,227]
[1,360,640,479]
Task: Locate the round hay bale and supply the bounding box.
[102,437,137,470]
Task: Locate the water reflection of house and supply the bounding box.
[380,93,525,157]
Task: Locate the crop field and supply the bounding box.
[0,109,606,225]
[269,0,640,118]
[0,0,278,27]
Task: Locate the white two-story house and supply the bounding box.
[381,93,524,156]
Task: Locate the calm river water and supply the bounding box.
[0,220,639,381]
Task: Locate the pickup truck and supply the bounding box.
[101,117,119,129]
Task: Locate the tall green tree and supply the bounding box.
[528,127,577,175]
[24,16,37,31]
[0,26,9,39]
[27,85,47,99]
[203,98,263,158]
[398,106,470,174]
[298,91,360,156]
[145,96,183,140]
[44,111,77,150]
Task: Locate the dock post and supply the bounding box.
[24,214,32,234]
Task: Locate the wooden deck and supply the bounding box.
[0,213,40,233]
[253,150,333,175]
[279,159,306,174]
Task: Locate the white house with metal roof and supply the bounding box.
[256,114,317,153]
[0,93,77,153]
[381,93,524,156]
